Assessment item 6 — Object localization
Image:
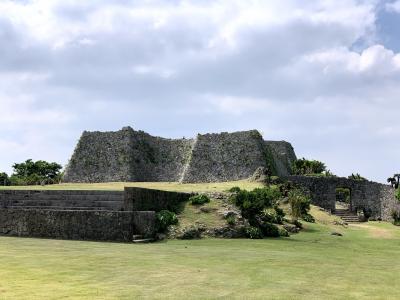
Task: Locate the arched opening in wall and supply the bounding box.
[335,187,351,210]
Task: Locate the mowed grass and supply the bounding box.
[0,222,399,299]
[0,180,264,193]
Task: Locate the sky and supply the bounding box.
[1,0,400,183]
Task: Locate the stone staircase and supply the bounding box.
[0,190,124,211]
[334,209,360,223]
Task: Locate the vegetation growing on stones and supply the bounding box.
[244,226,263,239]
[189,194,210,205]
[348,173,366,181]
[156,210,178,232]
[230,186,284,237]
[392,211,400,226]
[288,189,314,223]
[292,158,327,175]
[226,215,236,226]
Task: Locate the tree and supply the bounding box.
[10,159,63,185]
[0,172,9,186]
[292,158,327,175]
[388,174,400,189]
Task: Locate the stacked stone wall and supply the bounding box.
[124,187,192,212]
[64,127,297,183]
[0,209,155,241]
[181,130,268,183]
[265,141,297,176]
[286,175,399,221]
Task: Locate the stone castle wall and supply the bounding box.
[64,127,297,183]
[285,175,399,221]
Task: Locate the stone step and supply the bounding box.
[5,200,123,209]
[1,195,124,201]
[5,206,113,211]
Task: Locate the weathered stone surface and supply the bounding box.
[64,127,296,183]
[124,187,192,212]
[285,175,400,221]
[0,190,124,211]
[0,209,156,241]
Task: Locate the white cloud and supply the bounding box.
[0,0,399,182]
[386,0,400,13]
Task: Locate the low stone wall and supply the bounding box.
[0,209,155,242]
[0,190,124,211]
[285,175,398,221]
[124,187,192,212]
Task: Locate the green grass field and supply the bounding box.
[0,221,399,299]
[0,180,264,193]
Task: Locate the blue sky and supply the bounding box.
[1,0,400,183]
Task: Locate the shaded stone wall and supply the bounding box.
[0,209,155,241]
[286,175,399,221]
[124,187,192,212]
[265,141,297,177]
[64,127,297,183]
[0,189,160,241]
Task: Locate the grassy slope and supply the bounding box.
[0,180,264,192]
[0,220,399,299]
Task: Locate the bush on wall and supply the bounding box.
[288,189,314,223]
[230,187,285,237]
[156,210,178,232]
[189,194,210,205]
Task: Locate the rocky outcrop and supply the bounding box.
[64,127,297,183]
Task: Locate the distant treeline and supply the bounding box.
[0,159,63,186]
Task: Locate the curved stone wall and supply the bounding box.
[64,127,297,183]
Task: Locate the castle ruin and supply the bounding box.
[63,127,297,183]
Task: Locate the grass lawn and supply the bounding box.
[0,221,399,299]
[0,180,264,193]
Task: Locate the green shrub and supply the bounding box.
[178,226,202,240]
[292,158,326,175]
[189,194,210,205]
[262,207,284,224]
[260,222,280,237]
[226,215,236,226]
[278,228,289,237]
[288,189,311,219]
[231,187,284,238]
[244,226,263,239]
[156,210,178,232]
[336,187,351,203]
[228,186,241,193]
[392,211,400,226]
[0,172,10,186]
[302,213,315,223]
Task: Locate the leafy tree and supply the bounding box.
[10,159,63,186]
[387,174,400,189]
[288,189,314,223]
[292,158,327,175]
[0,172,9,186]
[230,187,284,237]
